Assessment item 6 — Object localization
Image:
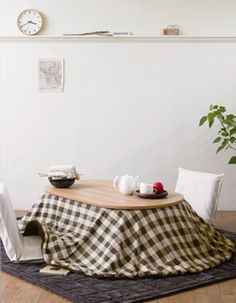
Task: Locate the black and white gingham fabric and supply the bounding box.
[18,193,235,278]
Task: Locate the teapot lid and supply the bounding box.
[123,173,131,178]
[122,174,137,180]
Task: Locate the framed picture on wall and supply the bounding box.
[39,58,64,92]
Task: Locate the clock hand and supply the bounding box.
[20,22,29,28]
[28,21,37,25]
[20,20,37,28]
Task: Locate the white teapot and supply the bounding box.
[113,174,140,195]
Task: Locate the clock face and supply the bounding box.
[17,9,43,35]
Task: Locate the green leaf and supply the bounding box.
[227,114,236,119]
[208,112,216,127]
[219,106,226,113]
[199,115,207,126]
[228,156,236,164]
[216,146,224,153]
[216,138,228,153]
[221,131,229,137]
[224,119,234,127]
[209,104,214,111]
[217,113,225,121]
[219,127,227,134]
[213,137,221,143]
[230,128,236,135]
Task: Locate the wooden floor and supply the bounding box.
[1,211,236,303]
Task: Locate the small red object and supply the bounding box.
[153,182,164,194]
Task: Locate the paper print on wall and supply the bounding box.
[39,59,64,92]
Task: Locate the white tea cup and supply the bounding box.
[139,182,155,195]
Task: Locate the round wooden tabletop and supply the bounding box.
[45,180,184,210]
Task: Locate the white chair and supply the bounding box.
[0,183,43,262]
[175,167,224,225]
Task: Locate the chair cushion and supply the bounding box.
[175,168,224,224]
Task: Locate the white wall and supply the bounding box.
[0,0,236,210]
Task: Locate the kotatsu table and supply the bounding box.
[18,180,235,278]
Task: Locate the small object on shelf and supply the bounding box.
[63,31,113,37]
[163,25,180,35]
[63,31,134,37]
[17,9,44,36]
[112,32,134,37]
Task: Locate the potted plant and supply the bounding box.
[199,105,236,164]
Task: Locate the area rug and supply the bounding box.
[1,229,236,303]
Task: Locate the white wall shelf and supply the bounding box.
[1,35,236,43]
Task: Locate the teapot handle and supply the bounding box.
[113,176,120,189]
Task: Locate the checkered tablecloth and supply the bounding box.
[18,193,235,278]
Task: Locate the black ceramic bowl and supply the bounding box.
[48,177,76,188]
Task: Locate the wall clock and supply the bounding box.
[17,9,44,35]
